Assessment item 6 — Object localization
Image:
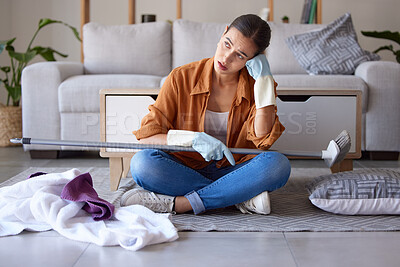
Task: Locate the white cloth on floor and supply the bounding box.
[0,169,178,251]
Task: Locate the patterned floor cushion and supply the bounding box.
[306,169,400,215]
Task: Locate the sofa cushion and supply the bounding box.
[285,13,380,75]
[83,22,171,76]
[59,74,162,113]
[267,22,325,75]
[60,112,100,143]
[274,74,368,113]
[172,19,324,75]
[173,19,227,69]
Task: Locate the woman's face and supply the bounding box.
[214,26,258,76]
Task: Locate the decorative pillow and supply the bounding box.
[267,22,325,75]
[306,169,400,215]
[285,13,380,75]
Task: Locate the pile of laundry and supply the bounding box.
[0,169,178,251]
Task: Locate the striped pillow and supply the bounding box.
[285,13,380,75]
[306,169,400,215]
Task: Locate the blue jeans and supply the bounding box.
[130,149,291,214]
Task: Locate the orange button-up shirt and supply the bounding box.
[133,57,285,169]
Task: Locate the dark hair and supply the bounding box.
[227,14,271,56]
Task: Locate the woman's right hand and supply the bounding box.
[167,130,235,166]
[192,132,235,166]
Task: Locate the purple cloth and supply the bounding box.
[60,172,115,221]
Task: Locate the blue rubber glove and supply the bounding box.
[246,54,276,108]
[192,132,235,166]
[245,53,273,79]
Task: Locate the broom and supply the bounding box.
[10,130,351,168]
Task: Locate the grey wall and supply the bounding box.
[1,0,399,104]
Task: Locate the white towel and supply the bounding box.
[0,169,178,251]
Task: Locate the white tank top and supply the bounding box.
[204,109,229,144]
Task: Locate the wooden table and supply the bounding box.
[100,89,159,190]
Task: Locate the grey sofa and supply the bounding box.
[21,20,400,157]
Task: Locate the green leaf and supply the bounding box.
[38,18,81,42]
[31,46,68,61]
[8,50,37,64]
[1,66,11,73]
[396,51,400,64]
[38,18,61,29]
[361,31,400,46]
[373,45,395,54]
[62,23,81,42]
[4,84,21,104]
[70,26,81,42]
[0,38,16,55]
[6,45,15,52]
[0,38,16,46]
[0,18,81,106]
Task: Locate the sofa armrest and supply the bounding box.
[21,61,84,150]
[355,61,400,151]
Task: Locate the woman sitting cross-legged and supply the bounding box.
[120,14,291,215]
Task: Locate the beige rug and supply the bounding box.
[3,167,400,232]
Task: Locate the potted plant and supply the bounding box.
[361,30,400,63]
[282,16,289,23]
[0,18,81,146]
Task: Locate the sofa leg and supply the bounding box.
[29,150,60,159]
[368,151,399,160]
[330,159,353,173]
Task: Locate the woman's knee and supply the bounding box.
[259,152,291,190]
[130,149,158,186]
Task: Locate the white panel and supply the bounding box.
[105,95,155,152]
[272,96,357,153]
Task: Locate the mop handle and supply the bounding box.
[10,138,323,158]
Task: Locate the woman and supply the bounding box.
[120,14,291,215]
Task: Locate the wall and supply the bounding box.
[0,0,12,105]
[1,0,399,105]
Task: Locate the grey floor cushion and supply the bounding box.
[306,169,400,215]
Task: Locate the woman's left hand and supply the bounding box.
[246,54,272,79]
[245,54,276,109]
